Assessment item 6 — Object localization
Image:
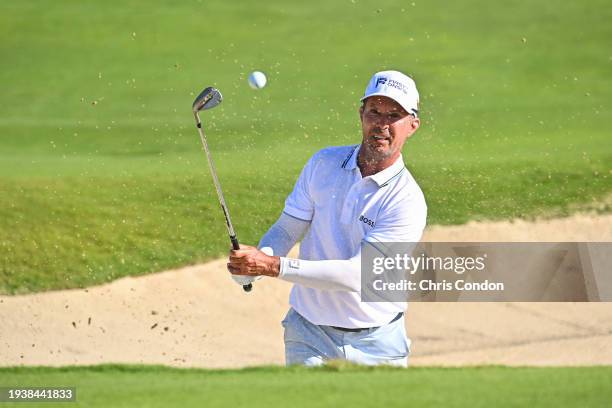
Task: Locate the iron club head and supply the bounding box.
[192,87,223,113]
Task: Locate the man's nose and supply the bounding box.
[376,116,391,128]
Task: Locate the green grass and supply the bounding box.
[1,364,611,407]
[1,0,611,293]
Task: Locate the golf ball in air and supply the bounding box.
[248,71,267,89]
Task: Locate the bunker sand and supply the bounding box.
[1,214,611,368]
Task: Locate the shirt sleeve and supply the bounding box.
[258,212,310,257]
[282,153,318,222]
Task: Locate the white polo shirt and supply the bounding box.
[282,144,427,328]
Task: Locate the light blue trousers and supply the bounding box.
[282,308,409,367]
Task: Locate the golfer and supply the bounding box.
[227,70,427,366]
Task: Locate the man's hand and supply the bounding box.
[227,245,280,277]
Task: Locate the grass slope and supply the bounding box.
[1,0,611,292]
[1,364,611,407]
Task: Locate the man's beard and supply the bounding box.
[363,136,395,160]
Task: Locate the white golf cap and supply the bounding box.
[361,70,419,117]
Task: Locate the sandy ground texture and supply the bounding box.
[1,214,611,368]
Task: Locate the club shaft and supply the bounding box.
[195,114,237,239]
[194,113,252,293]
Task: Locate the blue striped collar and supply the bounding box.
[369,155,406,187]
[341,145,360,170]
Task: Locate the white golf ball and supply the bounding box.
[248,71,267,89]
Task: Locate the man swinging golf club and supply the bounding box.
[227,70,427,366]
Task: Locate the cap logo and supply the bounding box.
[376,77,388,86]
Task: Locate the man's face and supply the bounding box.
[359,96,419,161]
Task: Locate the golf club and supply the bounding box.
[192,87,252,292]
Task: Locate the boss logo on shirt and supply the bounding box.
[359,215,375,228]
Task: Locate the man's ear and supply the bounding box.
[405,117,420,139]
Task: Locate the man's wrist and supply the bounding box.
[268,256,281,277]
[277,257,299,280]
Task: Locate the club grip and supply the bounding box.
[230,235,240,251]
[230,235,252,292]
